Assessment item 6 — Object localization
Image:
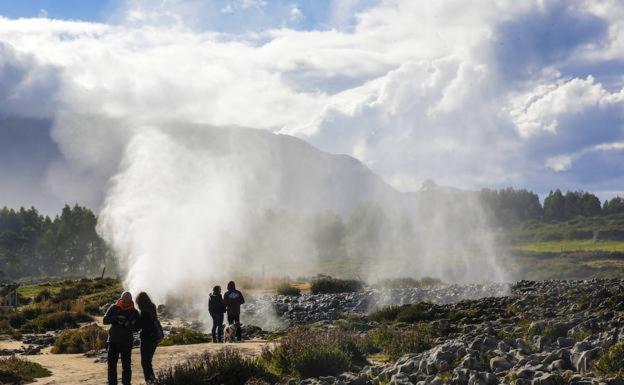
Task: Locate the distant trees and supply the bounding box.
[542,190,603,221]
[480,187,619,226]
[479,188,542,226]
[0,205,112,280]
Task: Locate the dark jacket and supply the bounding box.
[208,293,226,315]
[139,310,159,342]
[223,289,245,316]
[103,303,140,345]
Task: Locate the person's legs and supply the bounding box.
[120,343,133,385]
[107,342,120,385]
[210,313,218,342]
[141,340,157,383]
[233,314,242,341]
[215,313,224,342]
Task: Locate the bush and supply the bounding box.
[369,306,401,323]
[154,348,274,385]
[24,311,94,332]
[369,303,432,324]
[264,326,367,378]
[374,277,444,289]
[310,276,363,294]
[0,356,51,383]
[276,283,301,296]
[160,328,209,346]
[566,230,594,240]
[52,324,107,354]
[596,229,624,241]
[373,324,434,361]
[595,343,624,375]
[291,348,350,379]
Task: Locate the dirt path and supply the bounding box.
[28,341,268,385]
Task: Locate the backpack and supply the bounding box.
[153,317,164,342]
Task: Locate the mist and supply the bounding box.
[92,122,506,306]
[2,0,623,306]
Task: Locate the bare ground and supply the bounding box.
[22,341,268,385]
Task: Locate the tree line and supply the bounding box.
[479,188,624,226]
[0,205,112,281]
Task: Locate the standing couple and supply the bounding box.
[104,291,163,385]
[208,280,245,342]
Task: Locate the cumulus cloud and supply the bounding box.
[0,0,623,205]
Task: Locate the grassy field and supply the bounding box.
[514,240,624,253]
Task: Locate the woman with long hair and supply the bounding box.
[136,292,162,384]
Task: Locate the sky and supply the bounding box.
[0,0,623,214]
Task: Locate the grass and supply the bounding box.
[262,326,368,378]
[52,324,107,354]
[594,343,624,376]
[154,348,275,385]
[0,356,51,383]
[369,303,432,324]
[275,283,301,296]
[310,276,363,294]
[160,328,210,346]
[515,240,624,253]
[24,311,94,332]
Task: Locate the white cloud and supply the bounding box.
[0,0,623,200]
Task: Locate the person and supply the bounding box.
[103,291,140,385]
[137,292,162,384]
[223,280,245,341]
[208,285,226,343]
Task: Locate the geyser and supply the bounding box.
[95,123,507,305]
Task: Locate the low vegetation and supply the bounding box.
[0,356,51,383]
[369,303,432,323]
[263,326,367,378]
[366,324,434,360]
[275,283,301,296]
[24,311,94,332]
[594,343,624,376]
[160,328,210,346]
[154,348,275,385]
[310,276,363,294]
[52,324,107,354]
[373,277,443,289]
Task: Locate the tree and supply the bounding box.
[544,190,565,221]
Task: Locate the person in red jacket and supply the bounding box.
[103,291,140,385]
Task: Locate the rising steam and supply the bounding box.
[95,122,506,304]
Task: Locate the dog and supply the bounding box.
[223,323,240,343]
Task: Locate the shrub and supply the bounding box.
[369,303,432,324]
[595,343,624,375]
[363,324,434,361]
[154,348,274,385]
[8,313,27,329]
[565,230,594,240]
[0,319,22,340]
[52,325,107,354]
[543,324,568,339]
[369,306,401,323]
[34,289,52,303]
[596,229,624,241]
[291,348,350,379]
[310,276,363,294]
[160,328,209,346]
[24,311,94,332]
[276,283,301,296]
[0,356,51,383]
[264,326,367,378]
[380,324,434,361]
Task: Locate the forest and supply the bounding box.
[1,188,623,281]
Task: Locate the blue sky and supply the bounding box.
[0,0,623,213]
[0,0,112,21]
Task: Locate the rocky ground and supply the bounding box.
[278,279,624,385]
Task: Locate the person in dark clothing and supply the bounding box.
[137,292,161,384]
[103,291,140,385]
[208,286,226,343]
[223,281,245,341]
